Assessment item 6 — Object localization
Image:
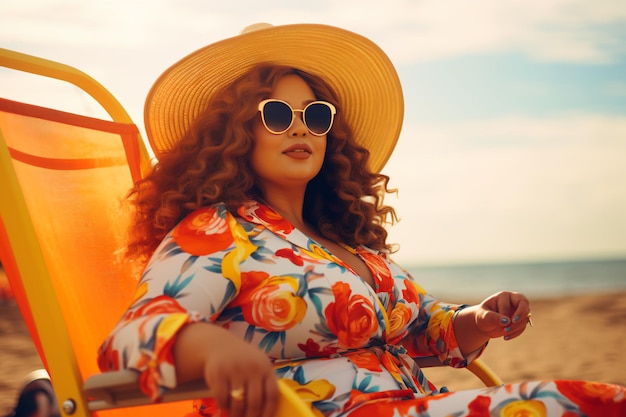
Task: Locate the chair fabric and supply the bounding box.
[0,97,142,373]
[0,97,194,416]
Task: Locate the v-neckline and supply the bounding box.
[291,225,377,289]
[240,200,379,291]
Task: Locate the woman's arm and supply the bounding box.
[387,259,530,364]
[173,322,278,417]
[98,207,250,392]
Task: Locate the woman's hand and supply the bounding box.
[203,332,279,417]
[454,291,531,355]
[474,291,531,341]
[173,322,279,417]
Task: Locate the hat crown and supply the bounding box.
[240,23,273,34]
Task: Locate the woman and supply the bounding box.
[98,23,625,417]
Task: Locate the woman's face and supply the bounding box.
[251,74,327,192]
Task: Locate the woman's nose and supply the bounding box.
[289,113,308,136]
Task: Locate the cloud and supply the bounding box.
[396,114,626,151]
[383,114,626,264]
[2,0,625,65]
[327,0,626,64]
[605,81,626,97]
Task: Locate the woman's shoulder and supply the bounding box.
[168,202,247,257]
[173,203,232,236]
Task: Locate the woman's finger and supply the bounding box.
[260,373,279,417]
[205,366,230,411]
[510,294,531,325]
[228,377,247,417]
[245,374,264,417]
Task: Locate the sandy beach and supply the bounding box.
[1,278,624,413]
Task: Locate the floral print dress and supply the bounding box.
[98,201,625,417]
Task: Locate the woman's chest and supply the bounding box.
[219,228,412,356]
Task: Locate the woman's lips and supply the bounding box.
[283,144,312,159]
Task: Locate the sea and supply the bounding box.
[406,257,626,301]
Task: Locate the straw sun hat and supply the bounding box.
[144,23,404,173]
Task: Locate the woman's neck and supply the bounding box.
[261,186,307,230]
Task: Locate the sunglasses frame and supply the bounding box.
[258,99,337,136]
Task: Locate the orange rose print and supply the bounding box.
[238,270,271,292]
[466,395,491,416]
[325,282,378,348]
[129,295,187,319]
[401,280,426,305]
[346,351,383,372]
[171,207,233,255]
[357,249,393,293]
[239,202,294,235]
[241,283,307,331]
[257,206,294,234]
[555,380,626,417]
[234,272,307,331]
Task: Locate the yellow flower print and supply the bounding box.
[387,302,412,340]
[500,399,546,417]
[303,242,337,263]
[281,378,336,417]
[221,214,258,290]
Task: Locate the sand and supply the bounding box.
[425,291,626,391]
[1,277,624,413]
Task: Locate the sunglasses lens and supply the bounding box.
[304,103,333,135]
[262,101,293,133]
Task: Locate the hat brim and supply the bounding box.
[144,23,404,173]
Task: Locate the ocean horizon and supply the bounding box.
[406,257,626,301]
[3,258,625,303]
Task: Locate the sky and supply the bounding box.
[1,0,626,266]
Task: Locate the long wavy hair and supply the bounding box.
[126,63,398,264]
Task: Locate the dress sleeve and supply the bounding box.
[386,260,486,368]
[97,204,256,400]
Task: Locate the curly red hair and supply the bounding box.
[126,63,397,263]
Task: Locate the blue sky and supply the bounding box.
[1,0,625,265]
[402,54,626,122]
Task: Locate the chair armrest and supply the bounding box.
[84,360,502,414]
[466,359,504,387]
[84,370,211,410]
[84,371,316,417]
[415,356,504,387]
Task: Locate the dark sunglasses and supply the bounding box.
[258,99,336,136]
